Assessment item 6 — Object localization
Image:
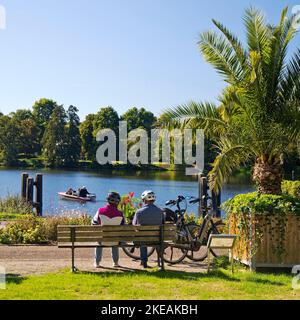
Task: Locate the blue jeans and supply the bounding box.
[95,247,119,264]
[140,246,148,263]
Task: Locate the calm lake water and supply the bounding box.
[0,168,255,216]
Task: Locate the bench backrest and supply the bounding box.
[57,224,177,246]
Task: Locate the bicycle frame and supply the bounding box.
[165,196,219,250]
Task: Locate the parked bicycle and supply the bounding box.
[163,195,226,264]
[122,194,225,264]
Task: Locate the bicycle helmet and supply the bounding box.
[141,190,156,202]
[107,192,121,205]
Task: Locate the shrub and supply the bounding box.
[0,194,33,215]
[0,212,92,244]
[282,180,300,198]
[42,213,91,242]
[223,192,300,260]
[223,192,300,217]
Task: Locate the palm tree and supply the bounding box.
[163,7,300,195]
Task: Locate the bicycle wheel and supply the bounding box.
[163,244,188,264]
[185,223,208,262]
[122,246,156,260]
[208,221,227,258]
[163,226,189,264]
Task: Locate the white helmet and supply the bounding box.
[141,190,156,202]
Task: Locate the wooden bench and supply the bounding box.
[57,224,177,272]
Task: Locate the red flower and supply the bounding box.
[129,192,134,198]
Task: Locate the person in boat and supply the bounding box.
[78,186,90,198]
[66,188,76,196]
[132,190,164,269]
[92,192,125,268]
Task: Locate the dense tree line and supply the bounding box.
[0,99,158,167]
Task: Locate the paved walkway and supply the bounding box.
[0,245,208,276]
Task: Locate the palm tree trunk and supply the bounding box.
[253,157,283,195]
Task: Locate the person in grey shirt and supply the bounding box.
[132,190,164,268]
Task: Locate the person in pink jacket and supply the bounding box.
[92,192,125,268]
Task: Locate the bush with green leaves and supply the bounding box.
[223,192,300,259]
[0,195,33,215]
[282,180,300,198]
[0,213,91,244]
[223,192,300,217]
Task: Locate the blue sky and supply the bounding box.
[0,0,299,120]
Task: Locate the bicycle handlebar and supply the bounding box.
[189,198,200,204]
[165,195,200,207]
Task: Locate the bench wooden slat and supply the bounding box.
[57,230,176,238]
[57,225,176,232]
[58,236,162,243]
[58,236,176,243]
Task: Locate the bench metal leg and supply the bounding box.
[160,245,165,271]
[159,226,165,271]
[71,247,76,273]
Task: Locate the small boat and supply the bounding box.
[58,192,97,202]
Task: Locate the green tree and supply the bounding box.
[164,7,300,195]
[32,99,58,140]
[121,107,156,133]
[9,110,40,155]
[93,106,119,135]
[18,118,41,156]
[9,109,33,122]
[0,116,21,165]
[64,105,81,167]
[80,114,96,161]
[42,106,67,167]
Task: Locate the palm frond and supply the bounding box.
[208,139,252,192]
[212,19,248,69]
[280,49,300,105]
[267,7,298,109]
[164,102,227,138]
[244,7,272,63]
[198,31,243,83]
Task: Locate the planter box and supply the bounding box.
[229,213,300,271]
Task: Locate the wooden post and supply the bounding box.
[21,173,28,200]
[199,176,208,217]
[26,178,34,204]
[198,174,202,217]
[212,190,221,218]
[35,174,43,216]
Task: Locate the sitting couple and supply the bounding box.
[92,190,164,269]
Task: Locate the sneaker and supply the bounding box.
[113,263,120,268]
[94,262,101,268]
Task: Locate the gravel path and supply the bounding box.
[0,245,208,276]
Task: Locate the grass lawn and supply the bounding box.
[0,268,299,300]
